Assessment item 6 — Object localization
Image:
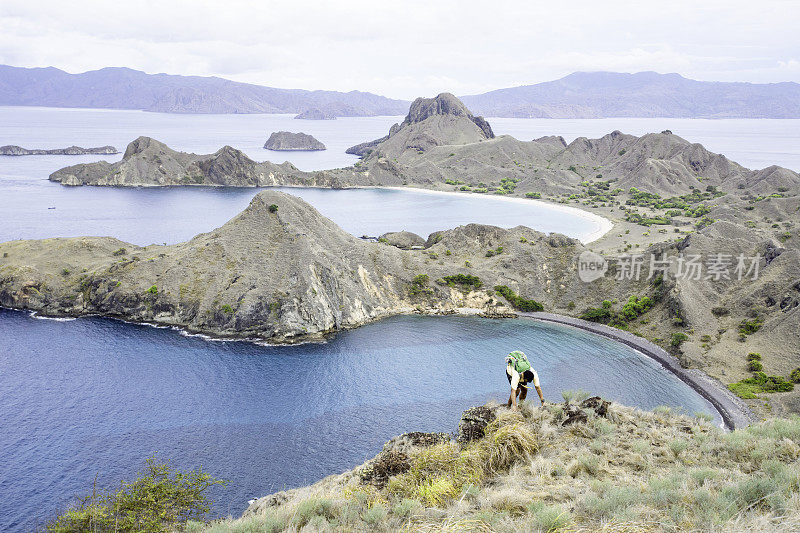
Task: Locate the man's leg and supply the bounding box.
[519,386,528,402]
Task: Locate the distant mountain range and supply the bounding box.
[1,66,799,118]
[461,71,800,118]
[0,65,408,116]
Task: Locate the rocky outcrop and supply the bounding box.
[345,93,494,162]
[264,131,326,151]
[294,108,336,120]
[379,231,426,249]
[0,145,118,156]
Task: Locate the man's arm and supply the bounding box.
[532,370,545,405]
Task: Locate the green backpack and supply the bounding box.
[508,351,531,373]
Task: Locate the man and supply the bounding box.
[506,350,545,409]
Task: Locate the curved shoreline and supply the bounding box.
[8,303,752,430]
[518,311,756,430]
[381,185,614,243]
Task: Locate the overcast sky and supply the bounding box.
[1,0,798,99]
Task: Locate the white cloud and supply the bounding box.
[0,0,798,98]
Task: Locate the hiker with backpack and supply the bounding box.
[506,350,545,409]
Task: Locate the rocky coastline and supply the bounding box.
[0,144,118,156]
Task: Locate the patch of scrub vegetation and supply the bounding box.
[200,402,800,533]
[440,274,482,290]
[729,354,795,399]
[145,285,158,295]
[408,274,433,296]
[579,295,654,329]
[525,191,541,199]
[484,245,504,257]
[728,372,795,399]
[494,285,543,312]
[46,455,225,532]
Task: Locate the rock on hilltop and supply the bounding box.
[264,131,326,151]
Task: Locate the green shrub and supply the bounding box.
[748,360,763,372]
[747,352,762,361]
[220,304,233,314]
[580,307,612,323]
[268,204,278,213]
[494,285,543,312]
[790,368,800,383]
[729,372,794,398]
[441,274,482,289]
[739,319,763,335]
[525,192,542,199]
[409,274,433,296]
[46,455,225,533]
[112,248,127,256]
[671,332,689,347]
[145,285,158,295]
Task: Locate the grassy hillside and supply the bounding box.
[194,398,800,532]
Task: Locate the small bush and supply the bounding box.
[494,285,543,312]
[390,498,418,518]
[528,502,572,532]
[268,204,278,213]
[46,455,225,533]
[748,360,763,372]
[747,352,762,361]
[145,285,158,295]
[362,503,387,525]
[739,318,763,335]
[112,248,127,256]
[791,368,800,384]
[671,332,689,347]
[441,274,482,289]
[293,498,336,528]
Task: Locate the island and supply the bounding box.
[0,144,118,156]
[263,131,326,151]
[294,107,336,120]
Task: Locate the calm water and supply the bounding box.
[0,107,793,531]
[0,309,717,531]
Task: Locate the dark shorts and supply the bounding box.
[506,369,535,387]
